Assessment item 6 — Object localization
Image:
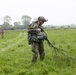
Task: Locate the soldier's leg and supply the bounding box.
[38,41,45,61]
[31,42,38,62]
[1,33,4,38]
[0,29,4,39]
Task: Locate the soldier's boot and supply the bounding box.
[32,53,38,62]
[32,56,37,62]
[40,52,45,61]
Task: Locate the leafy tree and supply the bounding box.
[13,21,21,29]
[21,15,31,21]
[1,22,12,30]
[1,15,12,30]
[3,15,12,24]
[14,21,21,26]
[21,15,32,29]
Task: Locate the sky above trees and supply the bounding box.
[0,0,76,25]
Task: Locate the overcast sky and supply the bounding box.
[0,0,76,25]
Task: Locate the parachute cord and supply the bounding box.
[46,38,76,60]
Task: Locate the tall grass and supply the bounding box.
[0,29,76,75]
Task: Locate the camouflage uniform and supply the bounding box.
[28,16,47,62]
[28,22,45,62]
[0,28,4,39]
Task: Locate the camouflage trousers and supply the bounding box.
[31,41,45,62]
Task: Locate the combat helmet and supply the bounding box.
[38,16,48,22]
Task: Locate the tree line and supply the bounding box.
[0,15,32,30]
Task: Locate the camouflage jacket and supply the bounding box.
[27,22,45,44]
[28,22,44,33]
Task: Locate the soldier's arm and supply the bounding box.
[28,24,41,33]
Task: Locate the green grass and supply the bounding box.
[0,29,76,75]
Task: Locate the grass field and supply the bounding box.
[0,29,76,75]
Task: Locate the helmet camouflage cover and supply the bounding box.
[38,16,48,22]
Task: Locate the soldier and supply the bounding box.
[0,27,4,39]
[28,16,48,62]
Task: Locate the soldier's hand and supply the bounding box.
[36,28,41,32]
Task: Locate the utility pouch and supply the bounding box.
[31,35,39,42]
[28,33,32,44]
[37,32,47,40]
[28,33,39,44]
